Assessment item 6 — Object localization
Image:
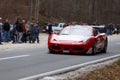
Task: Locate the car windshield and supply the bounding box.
[59,26,92,36]
[52,23,59,27]
[93,27,106,33]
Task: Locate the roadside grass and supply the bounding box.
[116,59,120,66]
[74,59,120,80]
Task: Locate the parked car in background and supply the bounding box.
[51,22,65,33]
[42,22,50,32]
[43,22,65,33]
[48,25,108,54]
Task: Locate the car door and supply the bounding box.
[94,29,103,51]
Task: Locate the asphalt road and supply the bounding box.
[0,35,120,80]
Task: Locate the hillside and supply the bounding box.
[0,0,29,22]
[0,0,120,24]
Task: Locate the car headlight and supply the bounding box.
[51,37,58,42]
[83,38,91,43]
[72,41,83,44]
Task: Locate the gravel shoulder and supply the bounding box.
[0,33,48,51]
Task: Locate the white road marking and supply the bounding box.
[0,55,30,61]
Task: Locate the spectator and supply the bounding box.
[3,18,10,42]
[28,19,36,43]
[48,23,52,35]
[92,19,99,26]
[113,24,117,34]
[22,20,26,32]
[25,21,31,42]
[26,21,30,32]
[15,18,23,43]
[116,24,120,35]
[21,19,27,43]
[0,17,3,44]
[33,22,40,43]
[11,25,17,43]
[106,23,113,35]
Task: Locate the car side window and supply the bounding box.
[94,29,99,36]
[60,24,63,28]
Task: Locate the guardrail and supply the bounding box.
[19,54,120,80]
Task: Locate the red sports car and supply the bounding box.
[48,25,108,54]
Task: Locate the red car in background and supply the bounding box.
[48,25,108,54]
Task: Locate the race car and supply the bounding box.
[48,25,108,54]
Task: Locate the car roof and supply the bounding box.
[91,25,105,28]
[66,25,93,30]
[91,25,106,33]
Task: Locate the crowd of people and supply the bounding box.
[0,17,40,45]
[0,17,120,45]
[106,23,120,35]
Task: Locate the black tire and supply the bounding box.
[92,42,97,55]
[101,39,108,53]
[49,49,54,53]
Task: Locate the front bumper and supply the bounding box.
[48,43,90,54]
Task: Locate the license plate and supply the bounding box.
[63,50,69,53]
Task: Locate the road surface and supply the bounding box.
[0,35,119,80]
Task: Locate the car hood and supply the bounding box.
[57,35,90,41]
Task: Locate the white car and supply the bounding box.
[46,22,65,33]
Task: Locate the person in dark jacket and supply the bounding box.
[15,18,23,43]
[48,23,53,35]
[0,17,3,44]
[116,24,120,34]
[33,22,40,43]
[28,19,36,43]
[3,18,10,42]
[106,23,113,35]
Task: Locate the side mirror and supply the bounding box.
[51,32,56,34]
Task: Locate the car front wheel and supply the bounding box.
[92,42,97,55]
[48,49,54,53]
[101,39,108,53]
